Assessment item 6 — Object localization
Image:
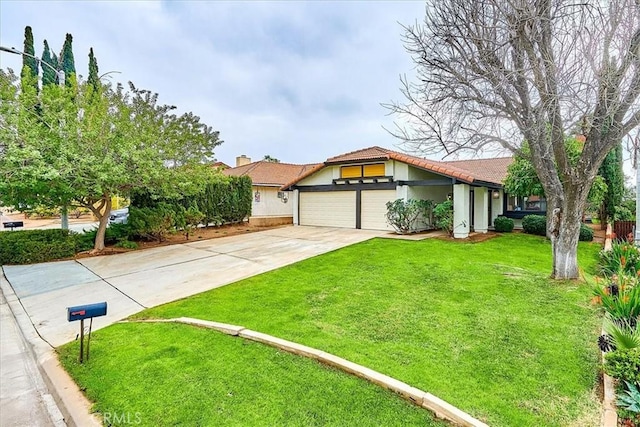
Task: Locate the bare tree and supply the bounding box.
[384,0,640,279]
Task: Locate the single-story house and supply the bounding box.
[223,155,321,226]
[281,146,525,238]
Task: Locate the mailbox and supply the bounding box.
[3,221,24,230]
[67,302,107,322]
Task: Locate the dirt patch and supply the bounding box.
[435,231,502,243]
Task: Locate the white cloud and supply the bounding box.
[0,0,425,165]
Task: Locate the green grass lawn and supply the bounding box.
[60,323,444,426]
[61,233,603,426]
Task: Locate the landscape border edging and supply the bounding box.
[170,316,489,427]
[600,222,617,427]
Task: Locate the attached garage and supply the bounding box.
[299,191,356,228]
[360,190,396,231]
[283,146,511,238]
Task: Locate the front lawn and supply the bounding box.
[60,322,443,426]
[63,233,603,426]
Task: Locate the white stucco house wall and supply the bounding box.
[223,156,321,226]
[281,146,517,238]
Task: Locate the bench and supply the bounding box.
[3,221,24,230]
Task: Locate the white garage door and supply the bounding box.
[299,191,356,228]
[361,190,396,231]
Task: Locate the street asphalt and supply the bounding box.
[0,226,385,425]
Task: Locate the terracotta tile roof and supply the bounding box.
[441,157,514,185]
[211,161,230,170]
[325,146,392,163]
[223,161,322,187]
[281,146,515,190]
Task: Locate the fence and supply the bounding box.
[613,220,635,242]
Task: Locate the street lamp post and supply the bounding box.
[0,45,69,230]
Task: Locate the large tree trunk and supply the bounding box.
[549,187,585,279]
[88,196,111,252]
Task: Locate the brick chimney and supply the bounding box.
[236,155,251,167]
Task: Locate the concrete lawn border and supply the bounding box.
[140,316,490,427]
[600,223,617,427]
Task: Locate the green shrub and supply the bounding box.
[0,229,78,265]
[24,206,59,218]
[615,205,635,221]
[75,223,132,251]
[605,348,640,383]
[385,199,434,234]
[522,215,547,236]
[114,240,138,250]
[579,224,594,241]
[433,200,454,236]
[494,216,514,233]
[129,204,176,242]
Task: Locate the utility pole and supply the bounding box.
[0,45,68,229]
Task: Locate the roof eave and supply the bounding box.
[324,156,391,166]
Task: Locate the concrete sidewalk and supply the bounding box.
[0,290,65,427]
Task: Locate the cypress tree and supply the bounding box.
[59,33,76,87]
[87,47,99,91]
[21,26,38,91]
[41,40,58,87]
[52,52,60,85]
[598,142,624,226]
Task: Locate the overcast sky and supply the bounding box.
[0,1,432,166]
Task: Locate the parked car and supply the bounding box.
[108,207,129,225]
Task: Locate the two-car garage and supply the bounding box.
[299,190,396,231]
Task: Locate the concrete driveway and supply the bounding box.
[2,226,384,347]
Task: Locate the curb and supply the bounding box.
[0,271,101,427]
[167,317,489,427]
[600,223,617,427]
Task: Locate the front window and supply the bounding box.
[507,195,546,212]
[340,163,386,179]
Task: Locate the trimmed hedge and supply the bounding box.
[522,214,547,236]
[132,175,252,228]
[494,216,514,233]
[0,229,79,265]
[521,214,594,241]
[604,348,640,383]
[579,224,594,242]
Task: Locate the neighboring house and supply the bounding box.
[211,161,230,170]
[281,146,517,238]
[223,155,321,226]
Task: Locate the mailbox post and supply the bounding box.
[67,302,107,363]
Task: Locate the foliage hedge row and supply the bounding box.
[130,175,252,240]
[0,229,79,265]
[522,214,594,241]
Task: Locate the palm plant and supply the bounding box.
[603,316,640,350]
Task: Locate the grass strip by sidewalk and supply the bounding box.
[131,233,603,426]
[59,322,446,427]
